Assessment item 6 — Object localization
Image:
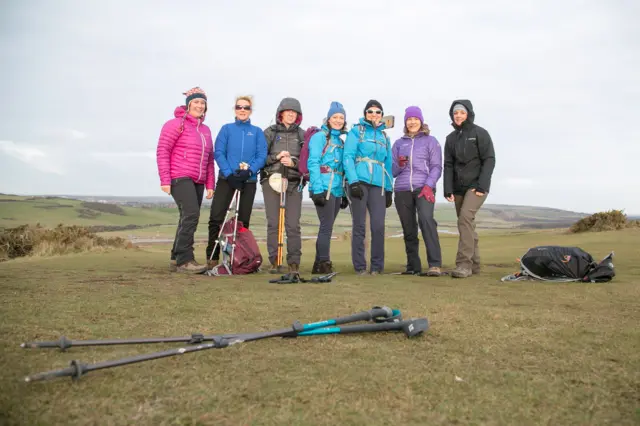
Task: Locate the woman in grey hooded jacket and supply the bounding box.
[261,97,305,274]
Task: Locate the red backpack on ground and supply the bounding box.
[207,219,262,276]
[298,126,329,184]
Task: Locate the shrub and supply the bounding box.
[569,210,629,233]
[0,224,129,261]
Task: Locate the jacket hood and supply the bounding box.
[276,97,303,125]
[449,99,474,129]
[174,105,205,123]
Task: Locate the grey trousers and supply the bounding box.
[262,181,303,265]
[394,190,442,271]
[454,189,487,269]
[349,183,387,272]
[314,195,341,262]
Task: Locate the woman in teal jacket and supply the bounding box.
[308,101,348,274]
[343,99,393,275]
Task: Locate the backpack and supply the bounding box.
[501,246,615,283]
[207,219,262,276]
[298,126,329,183]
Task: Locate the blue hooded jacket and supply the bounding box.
[214,118,268,182]
[308,124,346,198]
[343,118,393,192]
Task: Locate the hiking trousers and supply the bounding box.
[170,177,204,265]
[349,183,387,273]
[314,194,341,262]
[394,189,442,272]
[454,188,487,269]
[261,180,303,266]
[205,177,257,261]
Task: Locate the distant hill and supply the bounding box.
[0,194,591,240]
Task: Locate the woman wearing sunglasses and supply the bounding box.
[343,99,393,275]
[205,95,268,268]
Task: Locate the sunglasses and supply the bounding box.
[235,105,252,111]
[366,109,382,115]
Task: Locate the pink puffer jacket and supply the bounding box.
[156,106,215,189]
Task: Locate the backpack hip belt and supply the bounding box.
[355,156,393,195]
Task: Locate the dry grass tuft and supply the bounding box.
[569,209,633,233]
[0,224,129,261]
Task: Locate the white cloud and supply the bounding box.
[0,140,65,175]
[70,129,87,139]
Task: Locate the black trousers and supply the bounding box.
[394,189,442,271]
[205,177,257,260]
[170,177,204,265]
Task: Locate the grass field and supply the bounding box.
[1,228,638,425]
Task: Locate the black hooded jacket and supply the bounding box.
[262,97,305,183]
[443,99,496,197]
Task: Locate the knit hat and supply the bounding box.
[183,87,207,112]
[404,106,424,125]
[327,101,346,120]
[452,103,467,114]
[364,99,383,116]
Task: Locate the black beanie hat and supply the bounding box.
[364,99,383,116]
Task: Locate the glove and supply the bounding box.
[311,192,326,207]
[385,191,393,208]
[418,186,435,203]
[349,182,363,199]
[340,196,349,210]
[398,156,409,168]
[233,169,252,182]
[226,174,245,190]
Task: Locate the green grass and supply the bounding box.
[1,229,639,425]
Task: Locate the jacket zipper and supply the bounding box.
[371,126,376,185]
[409,136,415,192]
[197,119,205,182]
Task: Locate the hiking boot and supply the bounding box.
[425,267,441,277]
[269,264,287,274]
[176,260,208,274]
[472,265,481,274]
[370,271,382,276]
[312,261,321,274]
[207,259,218,270]
[451,267,472,278]
[289,263,299,273]
[356,270,369,276]
[169,259,177,272]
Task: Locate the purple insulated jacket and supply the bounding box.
[392,128,443,192]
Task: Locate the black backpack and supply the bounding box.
[501,246,615,283]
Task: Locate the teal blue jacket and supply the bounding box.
[308,124,346,198]
[343,118,393,192]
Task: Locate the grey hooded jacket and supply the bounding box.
[261,97,305,182]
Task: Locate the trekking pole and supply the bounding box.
[23,306,402,381]
[277,177,286,268]
[229,190,241,272]
[208,189,239,263]
[20,307,401,350]
[298,318,429,338]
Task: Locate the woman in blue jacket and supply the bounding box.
[308,101,348,274]
[205,95,268,267]
[343,99,393,275]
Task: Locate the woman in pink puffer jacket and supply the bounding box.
[156,87,214,274]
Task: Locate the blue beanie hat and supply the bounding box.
[327,101,346,121]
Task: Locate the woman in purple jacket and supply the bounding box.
[391,106,443,276]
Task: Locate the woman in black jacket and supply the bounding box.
[443,99,496,278]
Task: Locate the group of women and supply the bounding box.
[156,87,496,278]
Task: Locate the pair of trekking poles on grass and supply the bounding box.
[21,306,429,382]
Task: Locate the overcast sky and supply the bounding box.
[1,0,638,214]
